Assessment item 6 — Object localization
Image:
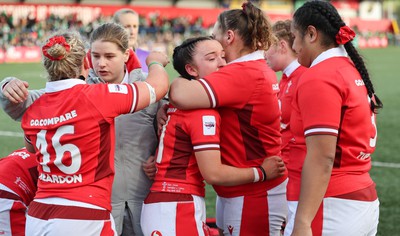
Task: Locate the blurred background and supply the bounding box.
[0,0,399,63]
[0,1,399,235]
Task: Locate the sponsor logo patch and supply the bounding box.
[107,84,128,94]
[202,115,216,135]
[272,83,279,91]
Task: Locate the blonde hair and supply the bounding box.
[272,20,295,50]
[90,22,129,53]
[42,31,85,81]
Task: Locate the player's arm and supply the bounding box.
[133,51,169,112]
[169,77,211,110]
[24,136,36,153]
[0,77,45,121]
[292,135,336,236]
[195,150,286,186]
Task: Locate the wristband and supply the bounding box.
[144,82,156,105]
[252,167,260,182]
[148,61,164,69]
[258,166,267,182]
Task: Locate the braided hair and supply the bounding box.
[293,0,382,112]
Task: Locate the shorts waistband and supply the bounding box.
[0,189,21,201]
[144,192,193,204]
[333,184,378,201]
[28,201,111,220]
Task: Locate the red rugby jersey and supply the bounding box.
[0,148,38,205]
[21,79,138,210]
[198,52,287,197]
[279,62,307,164]
[151,105,221,197]
[288,55,377,200]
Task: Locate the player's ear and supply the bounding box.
[226,30,235,44]
[185,64,198,77]
[306,25,318,43]
[279,39,288,54]
[124,49,130,63]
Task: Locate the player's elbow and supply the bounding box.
[202,172,226,185]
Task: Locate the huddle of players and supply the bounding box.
[0,1,382,236]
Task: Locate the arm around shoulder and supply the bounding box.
[169,77,211,110]
[0,77,45,121]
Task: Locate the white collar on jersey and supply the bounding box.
[283,60,301,77]
[228,50,264,64]
[310,45,348,68]
[45,79,86,93]
[121,67,129,84]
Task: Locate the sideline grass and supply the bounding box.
[0,47,399,235]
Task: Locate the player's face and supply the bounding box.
[190,40,226,79]
[264,43,282,72]
[212,21,234,63]
[291,24,312,68]
[90,40,129,84]
[118,13,139,49]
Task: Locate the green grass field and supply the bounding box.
[0,47,399,235]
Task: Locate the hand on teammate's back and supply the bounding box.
[2,78,29,104]
[156,103,168,136]
[261,156,286,180]
[142,155,156,180]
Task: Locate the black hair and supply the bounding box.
[172,36,214,80]
[293,0,382,112]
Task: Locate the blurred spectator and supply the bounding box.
[0,10,213,56]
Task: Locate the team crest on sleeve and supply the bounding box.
[107,84,128,94]
[202,115,216,135]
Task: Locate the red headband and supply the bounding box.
[42,36,71,61]
[335,26,355,45]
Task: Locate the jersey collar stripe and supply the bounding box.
[304,128,338,136]
[199,79,216,108]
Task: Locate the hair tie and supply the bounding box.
[241,2,247,13]
[42,36,71,61]
[335,26,356,45]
